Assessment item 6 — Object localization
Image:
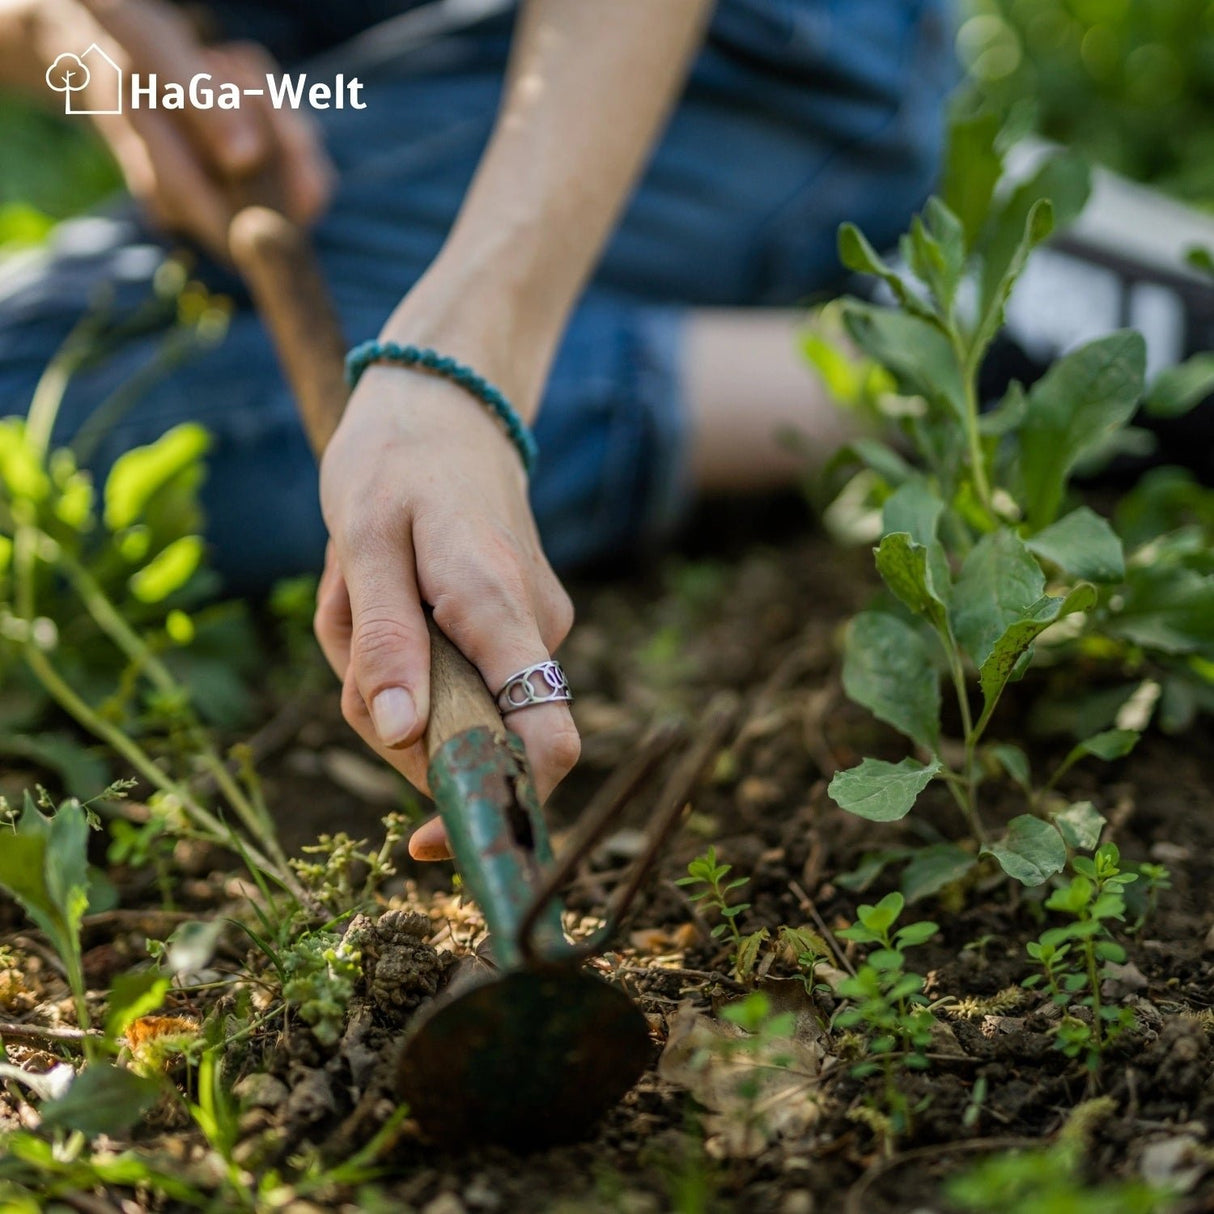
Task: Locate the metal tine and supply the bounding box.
[517,719,685,967]
[519,692,739,967]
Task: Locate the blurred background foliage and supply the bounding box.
[959,0,1214,207]
[0,0,1212,246]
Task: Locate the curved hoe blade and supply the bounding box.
[396,969,651,1148]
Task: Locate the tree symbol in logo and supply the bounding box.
[45,53,91,103]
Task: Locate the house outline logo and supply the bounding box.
[45,43,123,115]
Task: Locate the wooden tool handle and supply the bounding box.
[227,206,508,756]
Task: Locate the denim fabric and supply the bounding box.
[0,0,956,592]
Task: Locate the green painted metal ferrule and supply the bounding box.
[427,726,568,970]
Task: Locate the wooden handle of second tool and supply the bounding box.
[227,206,509,755]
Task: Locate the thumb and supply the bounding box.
[340,527,431,750]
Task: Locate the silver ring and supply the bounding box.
[495,660,573,715]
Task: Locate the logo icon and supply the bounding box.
[45,44,122,115]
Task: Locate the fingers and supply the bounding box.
[425,532,580,805]
[87,0,266,175]
[217,41,335,224]
[335,513,432,754]
[407,815,453,862]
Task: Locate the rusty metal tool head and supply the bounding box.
[228,206,732,1147]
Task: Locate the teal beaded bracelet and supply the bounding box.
[344,340,538,474]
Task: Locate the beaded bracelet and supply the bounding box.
[344,340,538,474]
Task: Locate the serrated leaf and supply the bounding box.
[1052,801,1106,852]
[874,532,951,634]
[977,583,1097,710]
[828,756,941,823]
[982,815,1067,886]
[1144,353,1214,419]
[950,529,1046,665]
[1027,507,1125,582]
[735,929,768,981]
[40,1065,160,1137]
[901,844,976,903]
[842,612,940,751]
[1017,331,1147,528]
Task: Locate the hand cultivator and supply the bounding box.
[228,206,733,1147]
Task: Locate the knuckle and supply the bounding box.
[350,615,420,677]
[541,586,575,649]
[432,559,531,643]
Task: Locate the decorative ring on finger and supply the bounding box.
[495,660,573,715]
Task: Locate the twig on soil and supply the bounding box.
[0,1021,105,1046]
[843,1135,1042,1214]
[789,880,856,977]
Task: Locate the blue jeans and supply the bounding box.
[0,0,955,593]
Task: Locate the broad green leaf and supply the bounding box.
[1026,507,1125,582]
[40,1064,160,1137]
[941,108,1003,251]
[981,815,1067,886]
[828,756,941,823]
[874,532,951,634]
[104,424,209,531]
[901,844,976,903]
[973,198,1054,358]
[1017,332,1147,528]
[977,583,1097,710]
[841,302,967,422]
[105,970,171,1039]
[0,731,109,801]
[894,920,939,948]
[1052,801,1106,852]
[839,224,937,324]
[842,612,940,751]
[1108,564,1214,658]
[882,479,944,547]
[129,534,204,603]
[950,529,1046,666]
[835,849,912,893]
[1144,353,1214,418]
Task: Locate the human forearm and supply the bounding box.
[383,0,713,415]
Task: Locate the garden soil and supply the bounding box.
[3,500,1213,1212]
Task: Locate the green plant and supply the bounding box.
[676,846,763,979]
[814,112,1214,890]
[834,892,939,1140]
[289,814,409,918]
[947,1140,1173,1214]
[960,0,1214,206]
[0,302,314,904]
[279,929,361,1046]
[1023,844,1138,1072]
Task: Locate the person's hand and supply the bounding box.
[313,328,580,862]
[35,0,332,256]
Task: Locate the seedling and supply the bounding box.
[834,892,938,1140]
[1023,844,1138,1072]
[677,846,762,979]
[814,110,1214,890]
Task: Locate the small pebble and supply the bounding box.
[780,1191,814,1214]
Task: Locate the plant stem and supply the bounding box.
[51,544,286,870]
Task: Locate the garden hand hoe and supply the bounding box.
[226,206,731,1148]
